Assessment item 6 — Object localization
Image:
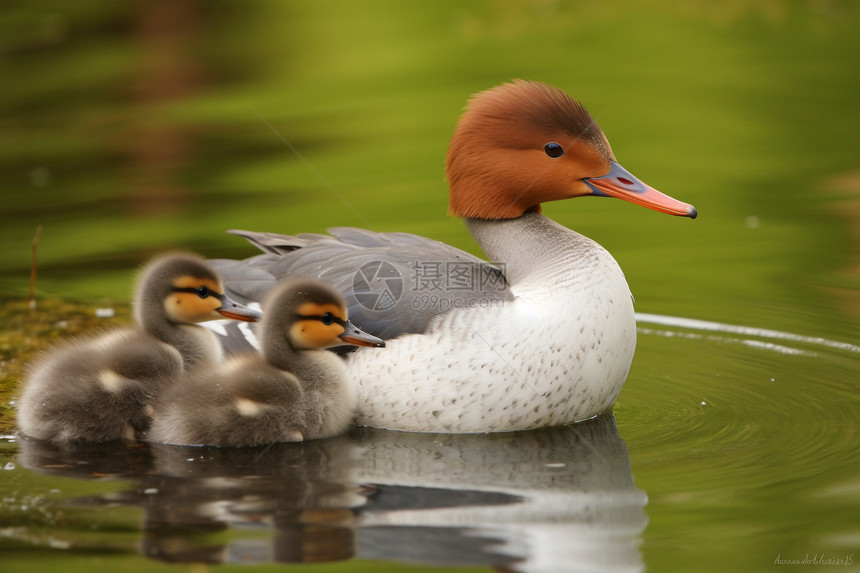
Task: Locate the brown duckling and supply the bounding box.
[147,279,384,447]
[17,252,261,442]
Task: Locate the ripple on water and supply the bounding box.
[619,315,859,499]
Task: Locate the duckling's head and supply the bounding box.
[262,280,385,352]
[446,80,697,220]
[135,253,262,326]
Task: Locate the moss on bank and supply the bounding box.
[0,298,131,434]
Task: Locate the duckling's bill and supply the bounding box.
[215,295,263,322]
[339,321,385,348]
[584,161,697,219]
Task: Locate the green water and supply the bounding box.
[1,2,859,572]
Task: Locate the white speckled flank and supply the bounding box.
[347,213,635,432]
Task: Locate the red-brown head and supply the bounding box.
[446,80,696,220]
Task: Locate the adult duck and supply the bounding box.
[211,80,696,433]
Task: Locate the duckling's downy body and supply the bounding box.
[212,81,697,433]
[17,253,261,442]
[147,279,384,447]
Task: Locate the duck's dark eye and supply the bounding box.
[196,286,209,298]
[544,142,564,158]
[320,312,334,325]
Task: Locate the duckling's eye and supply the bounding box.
[196,286,209,298]
[320,312,334,325]
[544,142,564,158]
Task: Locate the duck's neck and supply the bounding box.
[264,339,332,386]
[142,315,219,368]
[465,212,607,287]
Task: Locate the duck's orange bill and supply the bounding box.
[584,161,697,219]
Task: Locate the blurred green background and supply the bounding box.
[1,1,859,572]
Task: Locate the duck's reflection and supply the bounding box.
[17,413,646,572]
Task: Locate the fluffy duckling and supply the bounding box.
[147,279,385,447]
[17,252,262,442]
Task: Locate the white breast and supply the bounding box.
[347,218,636,433]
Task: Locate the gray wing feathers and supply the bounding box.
[214,227,512,342]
